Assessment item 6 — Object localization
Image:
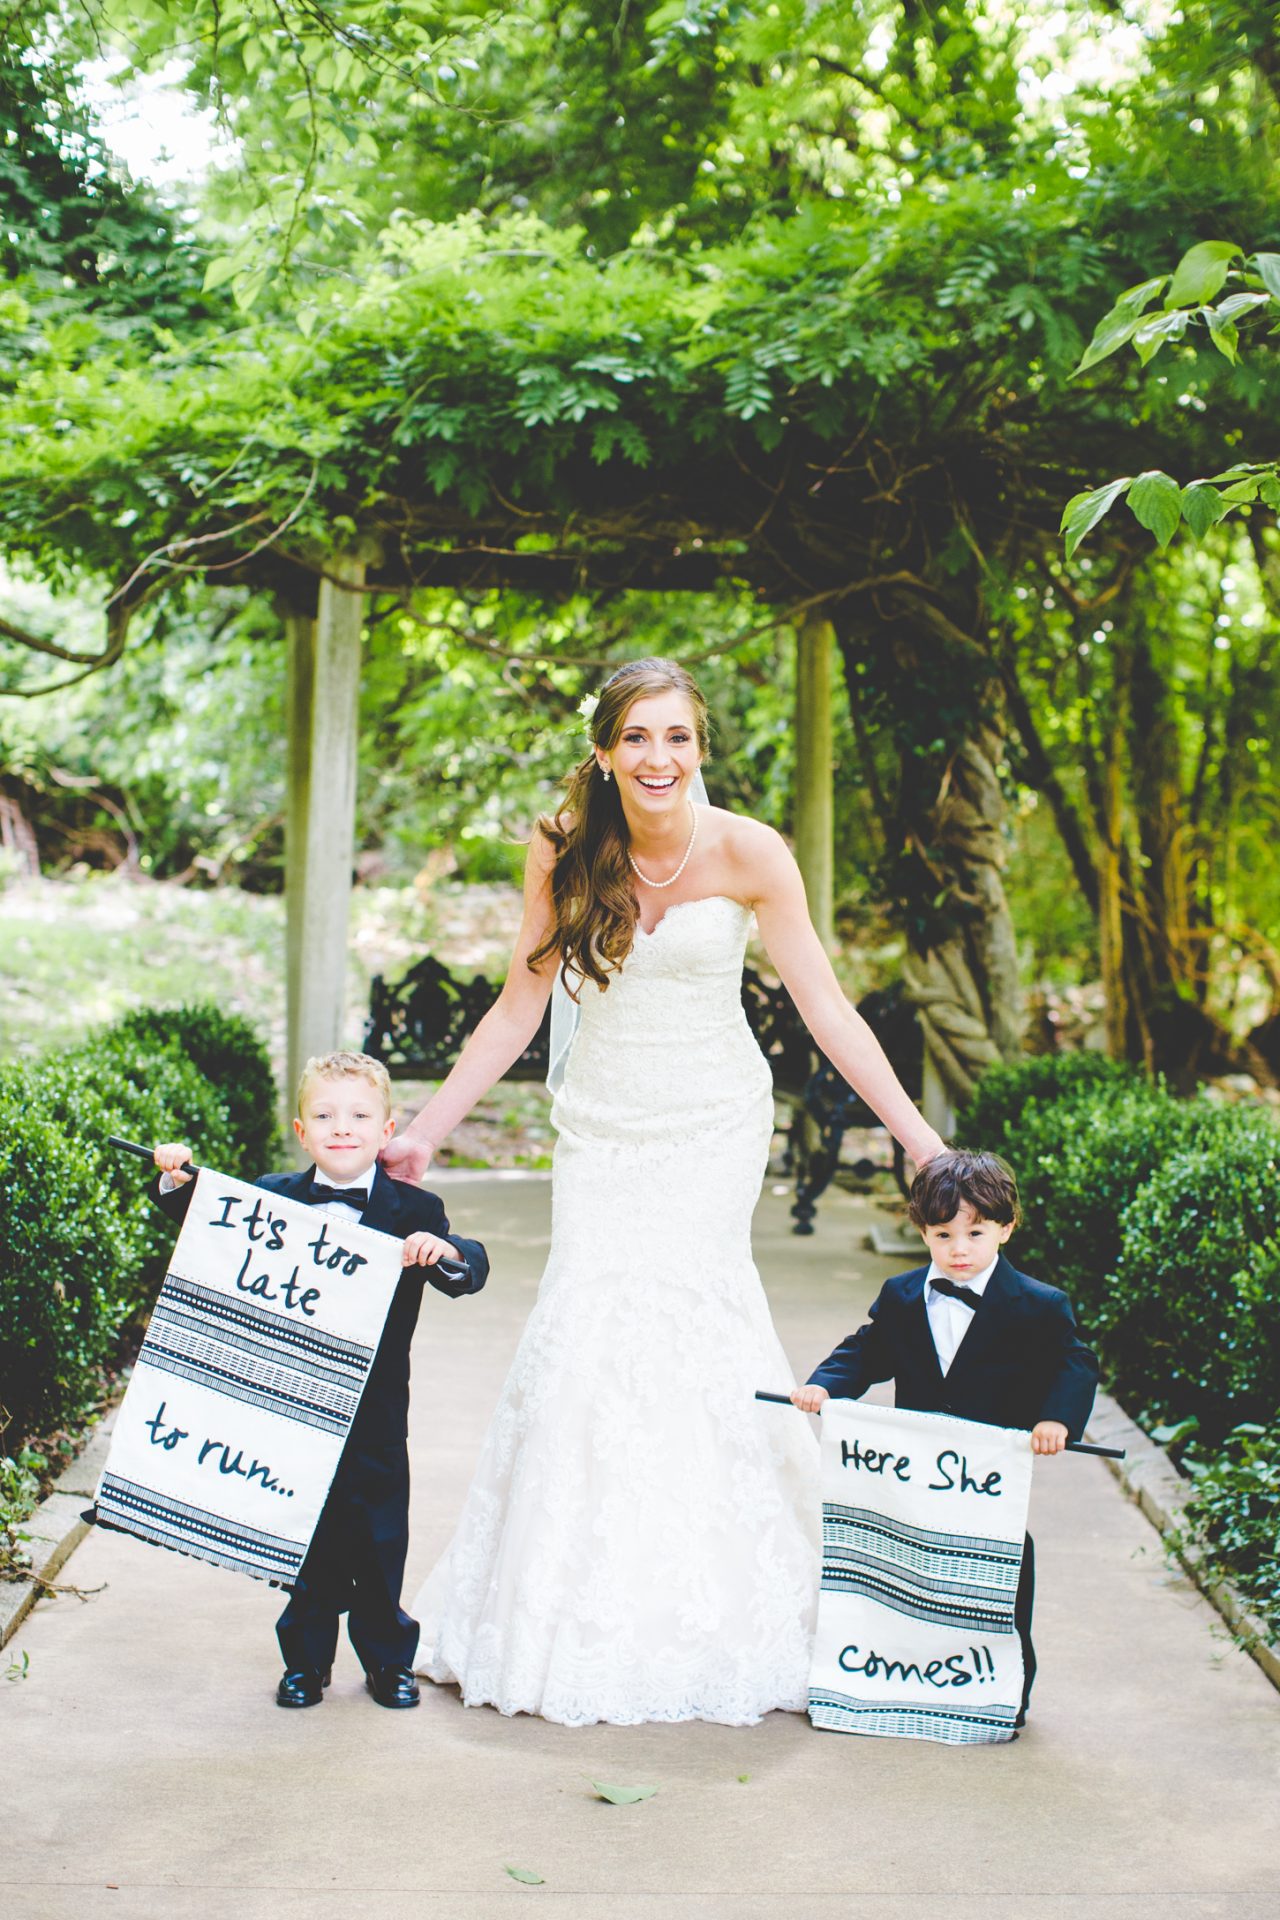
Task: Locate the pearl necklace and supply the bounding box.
[628,804,698,889]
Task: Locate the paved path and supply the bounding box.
[7,1178,1280,1920]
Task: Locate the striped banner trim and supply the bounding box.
[823,1502,1024,1578]
[808,1686,1019,1745]
[96,1472,304,1583]
[142,1274,375,1435]
[157,1275,373,1371]
[820,1503,1021,1635]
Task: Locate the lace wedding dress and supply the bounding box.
[412,894,820,1725]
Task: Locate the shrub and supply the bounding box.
[1099,1119,1280,1439]
[0,1004,278,1450]
[1009,1086,1231,1328]
[953,1052,1137,1159]
[0,1073,131,1442]
[1177,1422,1280,1639]
[109,1003,281,1172]
[29,1029,239,1328]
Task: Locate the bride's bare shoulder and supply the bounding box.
[709,807,788,860]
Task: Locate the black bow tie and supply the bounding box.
[310,1184,369,1209]
[930,1276,984,1311]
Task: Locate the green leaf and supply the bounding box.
[1252,252,1280,301]
[201,257,238,294]
[1180,483,1227,539]
[1259,472,1280,510]
[1167,241,1241,309]
[1207,463,1266,484]
[1074,306,1141,375]
[1114,275,1169,316]
[1060,477,1130,558]
[232,269,269,313]
[504,1866,545,1885]
[590,1781,659,1805]
[1205,308,1238,364]
[1213,292,1271,324]
[737,1773,750,1783]
[1132,308,1189,365]
[1151,1417,1199,1448]
[1126,470,1183,549]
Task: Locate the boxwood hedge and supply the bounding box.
[0,1003,277,1449]
[957,1051,1280,1642]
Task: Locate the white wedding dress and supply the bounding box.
[412,894,820,1725]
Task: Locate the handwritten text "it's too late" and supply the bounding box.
[209,1191,369,1320]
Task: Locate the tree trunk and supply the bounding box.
[794,611,835,949]
[901,725,1022,1107]
[1098,703,1129,1061]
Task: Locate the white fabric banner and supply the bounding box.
[95,1169,403,1585]
[808,1399,1033,1744]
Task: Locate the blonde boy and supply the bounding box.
[153,1050,488,1710]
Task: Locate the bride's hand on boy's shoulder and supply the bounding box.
[379,1135,435,1184]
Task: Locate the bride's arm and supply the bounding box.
[381,833,559,1182]
[739,821,946,1169]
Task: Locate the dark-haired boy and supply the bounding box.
[792,1149,1098,1726]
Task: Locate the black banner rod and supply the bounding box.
[109,1135,203,1176]
[754,1390,1125,1459]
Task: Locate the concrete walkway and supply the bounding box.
[7,1178,1280,1920]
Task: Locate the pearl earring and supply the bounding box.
[601,766,611,782]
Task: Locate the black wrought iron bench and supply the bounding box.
[365,958,920,1232]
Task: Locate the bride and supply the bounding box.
[381,657,944,1725]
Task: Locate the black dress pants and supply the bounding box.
[276,1440,418,1674]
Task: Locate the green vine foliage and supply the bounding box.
[1063,241,1280,555]
[2,167,1273,607]
[4,0,1280,1017]
[1178,1423,1280,1639]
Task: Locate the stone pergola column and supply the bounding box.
[794,610,835,949]
[283,554,366,1121]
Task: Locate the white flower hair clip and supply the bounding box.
[577,692,600,736]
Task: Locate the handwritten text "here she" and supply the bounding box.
[840,1435,1003,1498]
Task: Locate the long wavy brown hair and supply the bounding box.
[529,658,711,998]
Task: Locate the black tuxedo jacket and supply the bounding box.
[153,1163,488,1453]
[807,1254,1098,1440]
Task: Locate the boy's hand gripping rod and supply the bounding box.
[110,1135,206,1175]
[754,1390,1125,1458]
[108,1137,472,1287]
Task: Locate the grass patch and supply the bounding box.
[0,873,549,1165]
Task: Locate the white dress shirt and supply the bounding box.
[924,1256,999,1375]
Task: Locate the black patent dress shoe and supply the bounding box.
[276,1667,331,1708]
[364,1664,420,1709]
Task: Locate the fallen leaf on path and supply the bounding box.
[737,1774,750,1783]
[589,1781,659,1805]
[504,1865,545,1885]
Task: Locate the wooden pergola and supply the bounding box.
[253,495,852,1121]
[275,535,840,1119]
